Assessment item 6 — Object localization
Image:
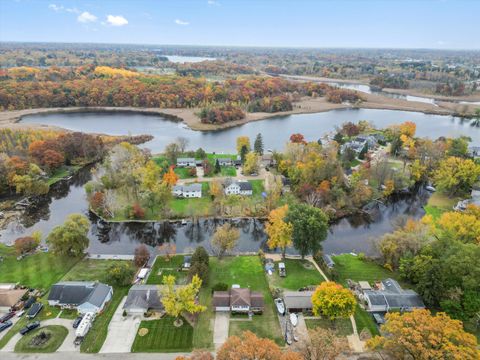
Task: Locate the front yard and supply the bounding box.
[14,325,68,353]
[131,316,193,353]
[305,317,353,336]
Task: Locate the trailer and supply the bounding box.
[75,312,95,338]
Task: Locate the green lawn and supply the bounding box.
[62,259,130,283]
[305,317,353,336]
[268,259,324,290]
[80,286,129,353]
[211,256,283,345]
[332,254,402,287]
[423,192,460,219]
[250,180,265,196]
[169,183,213,218]
[47,165,80,186]
[0,244,81,290]
[206,153,237,161]
[131,317,193,353]
[59,309,79,319]
[174,167,196,179]
[146,255,188,285]
[192,286,214,349]
[354,305,380,336]
[220,166,237,177]
[15,325,68,353]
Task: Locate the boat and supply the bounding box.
[425,185,436,192]
[274,298,285,315]
[289,313,298,327]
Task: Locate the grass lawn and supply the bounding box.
[250,180,265,197]
[170,195,213,218]
[268,259,324,290]
[206,153,237,161]
[210,256,283,345]
[174,167,196,179]
[332,254,403,287]
[423,192,459,219]
[80,286,129,353]
[47,165,80,186]
[131,317,193,353]
[15,325,68,353]
[59,309,79,319]
[192,286,214,349]
[0,244,81,290]
[354,305,380,336]
[305,317,353,336]
[62,259,130,283]
[220,166,237,177]
[146,255,188,285]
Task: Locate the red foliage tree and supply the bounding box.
[290,133,307,144]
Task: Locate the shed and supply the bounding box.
[283,291,314,312]
[322,255,335,269]
[358,281,372,291]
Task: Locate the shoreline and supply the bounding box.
[0,91,475,133]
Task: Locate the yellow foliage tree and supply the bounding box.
[236,136,251,154]
[163,166,179,186]
[436,206,480,244]
[160,274,206,326]
[94,66,139,78]
[265,205,293,259]
[311,282,356,321]
[367,309,479,360]
[243,152,260,175]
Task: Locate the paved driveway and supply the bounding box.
[100,297,141,353]
[213,312,230,349]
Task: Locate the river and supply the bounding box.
[0,108,472,256]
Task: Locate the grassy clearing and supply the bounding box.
[423,192,459,219]
[80,287,129,353]
[47,165,80,186]
[146,255,188,285]
[62,259,130,283]
[267,259,324,290]
[250,180,265,196]
[211,256,283,345]
[14,325,68,353]
[0,244,81,290]
[131,317,193,353]
[220,166,237,177]
[305,317,353,336]
[174,167,196,179]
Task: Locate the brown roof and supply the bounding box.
[231,288,251,307]
[0,289,28,307]
[212,291,230,307]
[250,292,264,308]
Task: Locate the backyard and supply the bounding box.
[305,317,353,336]
[267,259,324,290]
[146,255,188,285]
[423,192,460,219]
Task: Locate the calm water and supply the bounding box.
[4,108,472,256]
[164,55,217,63]
[21,109,480,153]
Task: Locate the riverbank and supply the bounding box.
[0,91,471,133]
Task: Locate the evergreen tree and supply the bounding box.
[215,159,221,174]
[254,133,264,155]
[240,145,249,163]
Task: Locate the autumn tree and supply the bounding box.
[108,262,135,286]
[47,213,90,257]
[434,156,480,196]
[435,206,480,244]
[211,223,239,259]
[265,205,293,259]
[175,350,213,360]
[367,309,479,360]
[163,166,179,186]
[242,152,260,175]
[311,282,356,321]
[217,331,302,360]
[254,133,264,155]
[286,203,329,259]
[161,274,206,326]
[300,327,349,360]
[134,244,150,267]
[236,136,251,154]
[14,236,40,255]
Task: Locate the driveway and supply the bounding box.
[100,297,141,353]
[0,312,20,342]
[213,312,230,349]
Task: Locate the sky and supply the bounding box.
[0,0,479,49]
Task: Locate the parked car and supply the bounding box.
[16,310,25,318]
[23,297,35,309]
[278,262,286,277]
[19,321,40,335]
[0,311,15,323]
[26,303,43,319]
[0,320,13,333]
[73,315,83,329]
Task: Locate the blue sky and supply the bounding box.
[0,0,479,49]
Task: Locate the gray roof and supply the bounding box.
[238,181,252,191]
[283,291,313,310]
[48,281,112,307]
[123,285,163,312]
[364,278,425,309]
[174,184,202,192]
[217,158,232,164]
[177,157,195,163]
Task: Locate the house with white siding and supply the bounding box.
[172,183,202,198]
[176,158,196,167]
[224,179,253,196]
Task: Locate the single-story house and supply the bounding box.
[213,288,264,313]
[361,278,425,312]
[48,281,113,314]
[224,179,253,196]
[283,291,314,313]
[0,288,28,312]
[217,158,233,166]
[172,184,202,198]
[177,158,196,167]
[123,285,164,315]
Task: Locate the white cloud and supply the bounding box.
[77,11,97,23]
[49,4,80,14]
[48,4,63,12]
[175,19,189,26]
[106,15,128,26]
[207,0,220,5]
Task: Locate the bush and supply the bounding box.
[127,203,145,219]
[108,262,135,286]
[211,282,229,293]
[14,236,39,255]
[326,88,364,104]
[191,246,209,266]
[188,262,209,285]
[199,103,245,124]
[134,244,150,267]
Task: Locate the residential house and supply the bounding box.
[468,146,480,159]
[261,154,275,167]
[283,291,314,313]
[213,288,264,313]
[172,184,202,198]
[176,158,196,167]
[0,286,28,311]
[224,179,253,196]
[360,278,425,312]
[48,281,113,314]
[217,158,233,166]
[123,285,164,315]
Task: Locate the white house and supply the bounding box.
[176,158,196,167]
[48,281,113,314]
[217,158,233,166]
[172,183,202,198]
[224,179,253,196]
